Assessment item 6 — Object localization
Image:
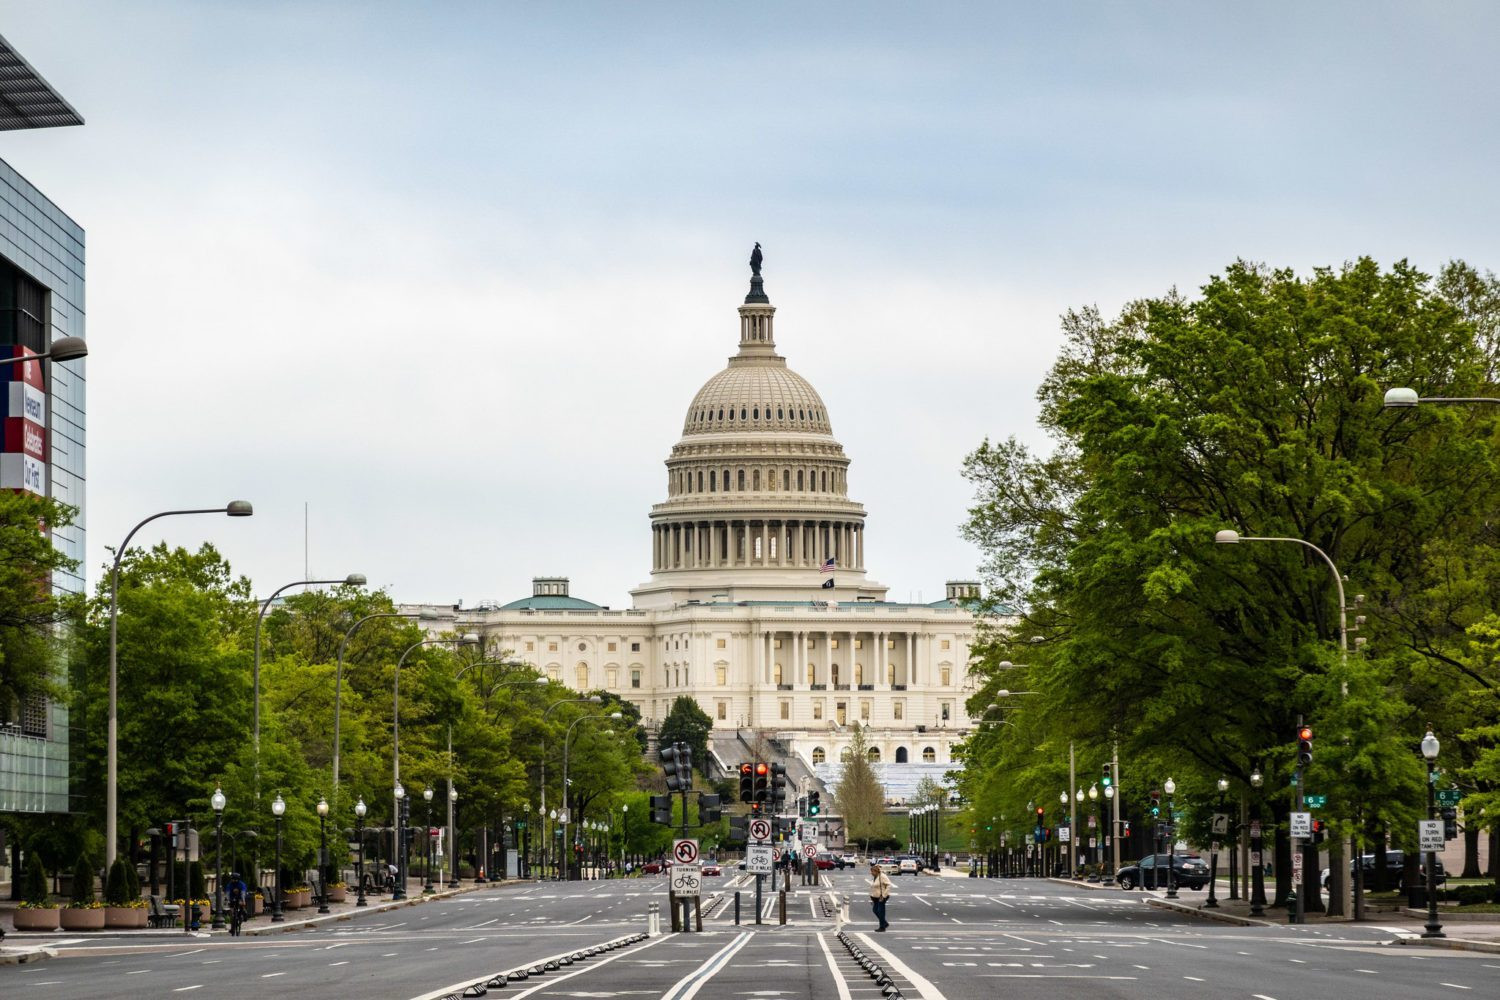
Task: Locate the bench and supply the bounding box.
[147,895,181,928]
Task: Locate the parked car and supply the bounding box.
[1115,853,1211,890]
[641,861,663,875]
[897,857,920,876]
[701,863,722,877]
[1320,850,1446,891]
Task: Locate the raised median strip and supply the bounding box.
[407,929,658,1000]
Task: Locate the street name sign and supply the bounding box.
[1289,811,1312,838]
[1304,795,1327,809]
[748,818,772,842]
[670,864,701,897]
[1436,788,1464,807]
[1418,819,1444,852]
[746,844,773,875]
[672,838,700,865]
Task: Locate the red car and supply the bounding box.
[813,853,838,870]
[702,863,722,877]
[641,861,663,874]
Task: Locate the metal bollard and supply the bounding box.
[734,890,741,925]
[778,889,787,925]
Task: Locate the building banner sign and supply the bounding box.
[0,348,45,497]
[0,452,45,496]
[2,417,45,460]
[6,382,46,426]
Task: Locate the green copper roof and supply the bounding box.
[498,594,604,611]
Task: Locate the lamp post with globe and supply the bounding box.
[270,793,286,922]
[211,787,227,929]
[354,798,368,906]
[1249,766,1266,917]
[1206,777,1229,909]
[316,797,331,914]
[1421,731,1445,939]
[1163,777,1178,899]
[422,787,435,893]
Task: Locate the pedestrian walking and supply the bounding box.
[869,862,892,931]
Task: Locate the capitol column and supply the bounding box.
[760,521,769,566]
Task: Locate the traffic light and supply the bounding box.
[680,744,694,776]
[739,762,754,802]
[650,794,672,825]
[771,762,788,804]
[1297,725,1313,766]
[753,761,770,802]
[1101,765,1112,789]
[808,790,821,816]
[1311,819,1325,844]
[661,745,685,791]
[728,815,747,842]
[1149,790,1161,817]
[1442,806,1458,841]
[699,793,722,824]
[749,801,763,815]
[1120,820,1131,837]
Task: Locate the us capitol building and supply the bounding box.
[406,250,994,799]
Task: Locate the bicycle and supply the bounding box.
[228,898,247,936]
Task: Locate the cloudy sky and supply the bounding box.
[4,2,1498,607]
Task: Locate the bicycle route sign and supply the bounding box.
[746,844,773,875]
[672,838,700,865]
[670,864,701,897]
[748,818,772,842]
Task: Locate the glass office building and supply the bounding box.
[0,32,85,814]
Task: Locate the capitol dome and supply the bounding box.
[633,247,881,608]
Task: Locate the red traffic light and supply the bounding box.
[755,762,769,776]
[740,763,754,775]
[1035,806,1044,817]
[1298,726,1313,741]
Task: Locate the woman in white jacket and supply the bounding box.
[868,863,892,931]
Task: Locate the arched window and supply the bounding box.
[922,746,936,763]
[698,470,704,491]
[718,409,723,420]
[753,407,759,419]
[778,408,784,419]
[753,469,760,490]
[895,747,909,763]
[822,470,828,491]
[738,468,746,491]
[773,663,783,685]
[812,747,826,764]
[807,663,816,685]
[886,663,895,685]
[867,747,881,762]
[729,408,735,421]
[797,470,804,490]
[630,669,641,689]
[831,664,840,686]
[740,408,747,420]
[840,746,852,762]
[853,663,863,685]
[710,470,717,492]
[723,468,731,490]
[783,469,790,490]
[547,665,561,682]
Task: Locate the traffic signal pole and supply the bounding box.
[1292,715,1306,925]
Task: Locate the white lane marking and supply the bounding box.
[815,933,855,1000]
[662,932,754,1000]
[1253,994,1279,1000]
[461,937,487,945]
[1184,976,1205,981]
[855,931,941,998]
[330,961,349,967]
[492,936,672,1000]
[173,987,203,993]
[1356,969,1377,974]
[262,972,286,978]
[1440,986,1471,991]
[127,969,151,975]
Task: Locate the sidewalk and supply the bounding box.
[0,876,531,961]
[1045,874,1500,949]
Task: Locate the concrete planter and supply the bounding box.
[327,886,347,903]
[61,907,107,931]
[13,907,61,931]
[105,905,148,928]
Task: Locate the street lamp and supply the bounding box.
[1249,766,1266,916]
[1163,777,1178,899]
[316,797,331,913]
[447,786,460,888]
[393,782,408,900]
[423,787,436,893]
[270,793,286,922]
[562,710,623,880]
[253,573,366,799]
[1420,730,1444,939]
[539,695,603,878]
[211,787,226,930]
[2,335,87,366]
[354,798,368,906]
[105,500,253,866]
[333,611,406,801]
[1384,387,1500,408]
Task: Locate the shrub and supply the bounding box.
[189,860,207,900]
[21,852,50,907]
[105,857,134,906]
[1446,884,1496,907]
[70,854,96,906]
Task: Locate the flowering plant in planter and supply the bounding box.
[19,853,55,909]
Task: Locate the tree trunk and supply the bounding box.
[1302,841,1325,913]
[1326,835,1345,917]
[1371,825,1389,892]
[1462,825,1482,878]
[1273,823,1291,907]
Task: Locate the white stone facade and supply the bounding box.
[403,261,1000,772]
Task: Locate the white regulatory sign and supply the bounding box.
[748,818,772,842]
[1291,850,1303,886]
[1289,811,1311,838]
[1058,826,1072,843]
[746,844,773,875]
[672,838,700,865]
[802,842,818,858]
[670,864,701,897]
[1418,819,1444,852]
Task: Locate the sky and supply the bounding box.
[3,1,1498,608]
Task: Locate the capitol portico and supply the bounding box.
[405,251,998,795]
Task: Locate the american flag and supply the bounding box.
[821,557,836,573]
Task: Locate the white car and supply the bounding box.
[841,853,858,867]
[897,857,920,876]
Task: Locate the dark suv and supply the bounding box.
[1320,850,1446,891]
[1115,853,1211,890]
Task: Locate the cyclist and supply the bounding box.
[225,872,249,935]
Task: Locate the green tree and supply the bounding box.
[0,492,80,710]
[833,724,885,844]
[961,258,1500,912]
[658,696,713,775]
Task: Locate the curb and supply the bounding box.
[1393,935,1500,954]
[0,946,55,965]
[1143,896,1273,927]
[1046,878,1118,892]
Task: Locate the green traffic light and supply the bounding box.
[1150,806,1160,816]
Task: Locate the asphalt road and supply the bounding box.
[5,873,1499,999]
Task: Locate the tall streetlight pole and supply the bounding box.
[447,786,459,888]
[423,787,435,893]
[1421,730,1444,939]
[253,573,366,799]
[106,500,253,866]
[2,335,87,367]
[1384,387,1500,408]
[392,635,479,856]
[316,797,330,913]
[539,695,602,878]
[561,711,623,879]
[1249,765,1266,917]
[1163,777,1178,899]
[393,782,408,900]
[1206,777,1228,909]
[333,611,406,802]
